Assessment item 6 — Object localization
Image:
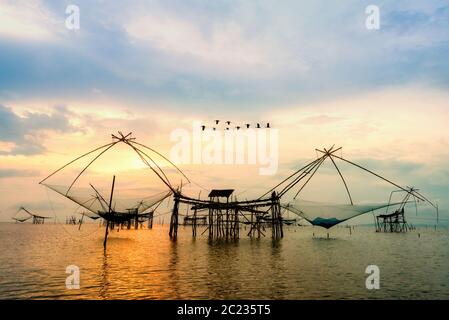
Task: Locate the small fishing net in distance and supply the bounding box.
[283,199,402,229]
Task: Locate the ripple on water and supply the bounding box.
[0,223,448,299]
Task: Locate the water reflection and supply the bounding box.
[1,223,449,299]
[168,241,180,299]
[99,251,110,299]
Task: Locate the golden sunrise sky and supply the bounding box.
[1,1,448,224]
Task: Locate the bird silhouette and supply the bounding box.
[256,123,261,128]
[266,123,270,128]
[213,127,216,131]
[226,121,231,125]
[201,125,206,131]
[215,120,220,125]
[236,126,241,130]
[226,127,230,130]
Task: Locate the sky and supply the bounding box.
[0,0,448,225]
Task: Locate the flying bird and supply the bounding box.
[246,124,250,129]
[236,126,240,130]
[215,120,220,125]
[256,123,261,128]
[201,125,206,131]
[266,123,270,128]
[226,121,231,125]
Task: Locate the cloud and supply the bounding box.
[0,0,62,42]
[342,157,425,177]
[383,4,449,48]
[124,12,300,77]
[299,115,342,125]
[0,168,39,178]
[0,104,79,155]
[0,1,449,109]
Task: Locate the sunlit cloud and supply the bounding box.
[124,12,304,77]
[0,1,449,223]
[0,0,62,42]
[0,104,80,155]
[0,168,39,178]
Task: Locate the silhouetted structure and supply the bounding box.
[41,132,186,248]
[13,207,51,224]
[40,133,438,249]
[375,208,408,232]
[374,187,429,233]
[168,189,283,240]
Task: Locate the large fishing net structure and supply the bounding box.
[43,184,172,222]
[283,199,398,229]
[39,135,438,246]
[261,146,438,229]
[40,132,190,243]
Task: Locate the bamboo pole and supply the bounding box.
[103,175,116,249]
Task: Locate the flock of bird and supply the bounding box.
[201,120,271,131]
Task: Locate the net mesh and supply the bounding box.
[283,199,399,229]
[43,183,171,216]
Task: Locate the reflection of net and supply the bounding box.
[43,183,171,217]
[283,199,399,229]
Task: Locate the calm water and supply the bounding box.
[0,222,448,299]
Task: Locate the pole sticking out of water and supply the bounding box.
[103,175,116,250]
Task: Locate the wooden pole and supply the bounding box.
[78,213,84,230]
[169,194,180,239]
[234,208,239,239]
[192,208,197,237]
[148,211,154,229]
[103,175,116,250]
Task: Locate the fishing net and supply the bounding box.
[42,184,171,216]
[12,208,32,222]
[283,199,400,229]
[38,133,191,225]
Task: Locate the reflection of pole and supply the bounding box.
[103,221,110,249]
[104,175,116,250]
